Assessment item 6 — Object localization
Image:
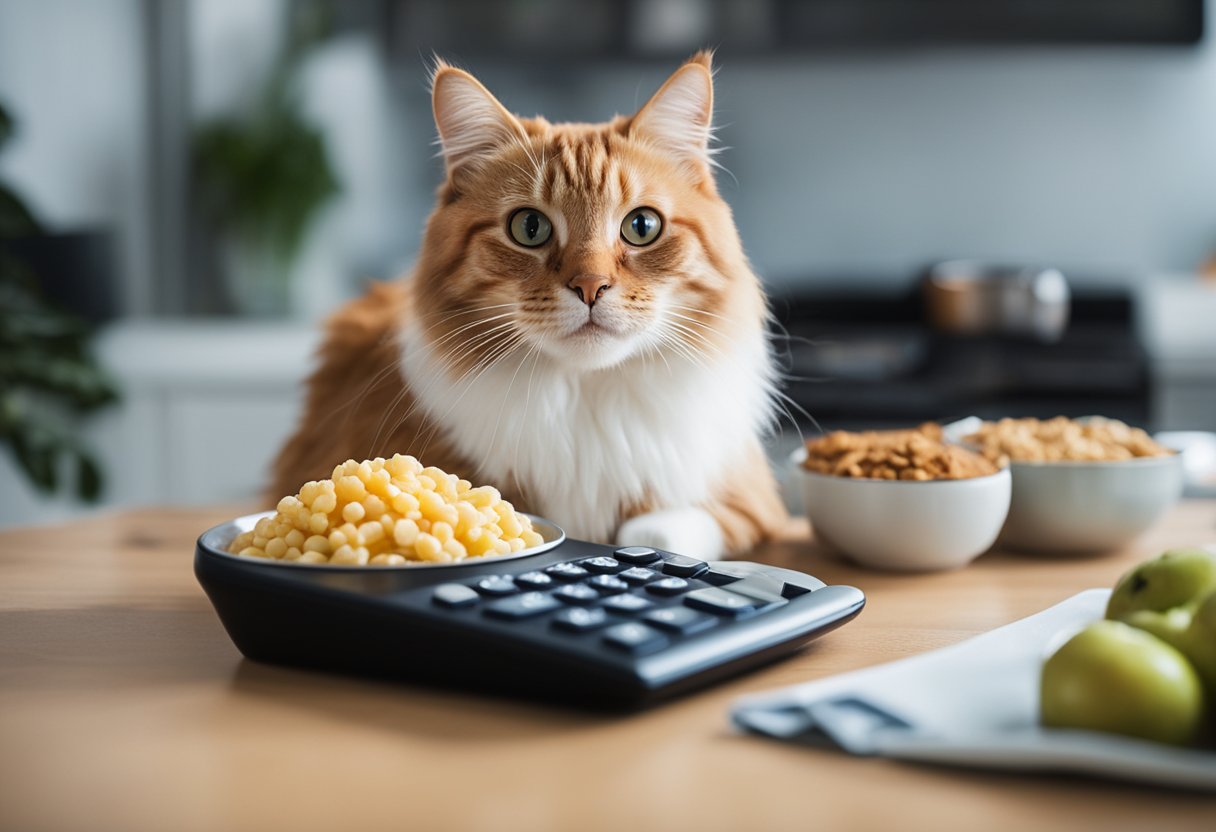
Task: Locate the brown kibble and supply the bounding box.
[965,416,1171,464]
[803,423,998,481]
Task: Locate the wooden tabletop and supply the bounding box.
[2,503,1215,832]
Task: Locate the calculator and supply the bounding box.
[196,512,865,709]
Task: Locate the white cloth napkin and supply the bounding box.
[731,589,1216,791]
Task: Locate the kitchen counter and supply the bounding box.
[2,503,1215,831]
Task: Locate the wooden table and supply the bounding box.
[2,503,1215,832]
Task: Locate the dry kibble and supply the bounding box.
[803,423,998,481]
[966,416,1171,464]
[228,454,541,566]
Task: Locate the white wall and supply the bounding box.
[0,0,152,313]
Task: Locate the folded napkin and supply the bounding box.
[731,589,1216,791]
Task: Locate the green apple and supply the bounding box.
[1106,547,1216,621]
[1122,606,1194,654]
[1041,620,1205,746]
[1178,590,1216,694]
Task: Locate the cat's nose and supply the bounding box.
[567,274,612,307]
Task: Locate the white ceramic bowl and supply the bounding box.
[791,449,1012,572]
[998,454,1184,554]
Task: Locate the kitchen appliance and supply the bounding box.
[923,260,1071,342]
[196,513,865,709]
[771,283,1150,430]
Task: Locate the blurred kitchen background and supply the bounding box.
[3,0,1216,528]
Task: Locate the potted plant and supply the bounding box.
[0,101,119,501]
[194,1,340,316]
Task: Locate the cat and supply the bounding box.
[269,51,788,559]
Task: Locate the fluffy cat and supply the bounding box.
[270,52,788,558]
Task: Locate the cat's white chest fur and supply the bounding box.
[399,322,773,556]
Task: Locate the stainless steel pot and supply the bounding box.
[923,260,1071,341]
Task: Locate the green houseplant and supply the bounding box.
[194,1,340,316]
[0,101,119,501]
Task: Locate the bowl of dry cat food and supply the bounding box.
[792,423,1011,572]
[210,454,563,569]
[963,416,1183,555]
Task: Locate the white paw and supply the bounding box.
[615,507,726,560]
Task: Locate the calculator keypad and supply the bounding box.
[545,562,589,581]
[660,554,709,578]
[430,549,808,658]
[602,622,668,654]
[581,557,626,574]
[485,591,562,619]
[514,571,554,590]
[613,546,660,565]
[644,606,715,635]
[601,593,653,614]
[646,577,692,596]
[554,584,600,605]
[587,575,629,595]
[552,607,610,632]
[619,567,658,585]
[474,576,518,596]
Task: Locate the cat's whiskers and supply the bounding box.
[414,331,526,459]
[666,303,735,324]
[415,303,518,340]
[663,313,730,350]
[485,339,540,460]
[653,325,710,373]
[372,319,519,452]
[424,311,517,353]
[664,319,729,363]
[511,342,544,501]
[668,308,819,441]
[402,328,519,454]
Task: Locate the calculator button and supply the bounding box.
[661,554,709,578]
[485,592,561,620]
[514,571,554,590]
[613,546,660,565]
[646,576,692,596]
[644,606,716,635]
[552,607,611,633]
[724,577,788,607]
[554,584,600,605]
[581,556,625,574]
[619,566,659,585]
[702,570,742,587]
[601,594,653,614]
[683,587,758,616]
[587,575,629,595]
[545,562,589,581]
[474,576,518,596]
[602,623,668,655]
[432,583,479,608]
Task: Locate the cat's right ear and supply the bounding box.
[431,62,526,182]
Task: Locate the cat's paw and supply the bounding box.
[615,507,726,561]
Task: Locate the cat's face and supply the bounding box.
[415,53,761,374]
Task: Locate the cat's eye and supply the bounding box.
[621,207,662,247]
[508,208,552,247]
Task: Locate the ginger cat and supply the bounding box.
[270,52,787,558]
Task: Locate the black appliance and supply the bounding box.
[771,285,1151,431]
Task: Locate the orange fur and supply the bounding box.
[271,53,787,553]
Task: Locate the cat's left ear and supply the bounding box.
[629,51,715,173]
[431,61,527,182]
